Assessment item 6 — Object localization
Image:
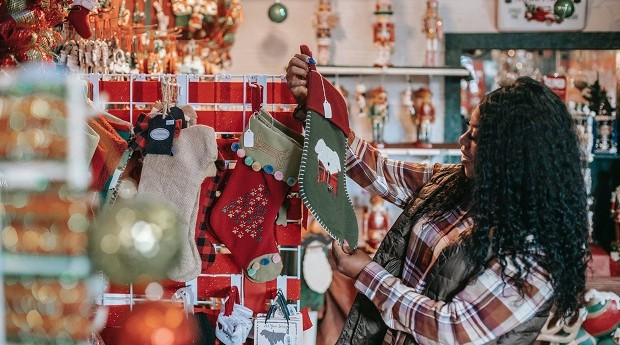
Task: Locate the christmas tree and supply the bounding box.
[583,79,615,115]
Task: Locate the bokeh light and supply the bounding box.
[88,198,181,284]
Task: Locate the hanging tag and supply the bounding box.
[146,115,175,155]
[323,100,332,119]
[244,128,255,147]
[108,168,122,191]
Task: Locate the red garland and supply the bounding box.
[0,0,64,68]
[0,0,63,67]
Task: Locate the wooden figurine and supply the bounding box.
[372,0,394,67]
[413,87,435,147]
[312,0,339,66]
[367,86,389,146]
[612,185,620,246]
[365,195,389,251]
[422,0,442,67]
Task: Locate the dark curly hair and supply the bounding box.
[461,76,590,318]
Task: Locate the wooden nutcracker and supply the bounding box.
[153,1,169,37]
[373,0,394,67]
[423,0,442,67]
[367,86,389,146]
[365,195,389,252]
[413,87,435,148]
[612,185,620,245]
[355,83,367,118]
[312,0,339,66]
[402,82,416,129]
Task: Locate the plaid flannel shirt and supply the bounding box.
[345,132,554,345]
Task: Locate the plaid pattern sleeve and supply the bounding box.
[355,260,554,345]
[345,131,441,208]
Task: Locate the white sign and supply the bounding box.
[254,313,303,345]
[497,0,587,32]
[149,128,170,141]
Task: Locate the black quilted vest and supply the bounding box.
[336,165,550,345]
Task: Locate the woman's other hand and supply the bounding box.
[286,54,311,105]
[331,240,373,280]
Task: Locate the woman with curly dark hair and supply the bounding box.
[287,51,589,345]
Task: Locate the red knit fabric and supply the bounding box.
[0,15,16,41]
[67,5,92,39]
[105,117,132,133]
[87,116,129,190]
[209,157,287,282]
[301,44,350,136]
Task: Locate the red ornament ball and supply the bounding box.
[119,302,197,345]
[582,296,620,337]
[0,55,18,67]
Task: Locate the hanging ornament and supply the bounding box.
[118,302,197,345]
[88,198,182,284]
[554,0,575,19]
[268,0,288,23]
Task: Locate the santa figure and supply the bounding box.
[372,0,394,67]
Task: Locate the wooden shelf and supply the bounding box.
[593,153,620,160]
[317,65,470,77]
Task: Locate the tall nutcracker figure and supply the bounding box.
[373,0,395,67]
[413,87,435,148]
[423,0,443,67]
[368,86,389,146]
[612,185,620,246]
[312,0,339,66]
[364,195,389,252]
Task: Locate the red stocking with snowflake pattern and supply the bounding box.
[209,110,303,283]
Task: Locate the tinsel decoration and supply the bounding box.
[174,0,243,71]
[0,0,64,68]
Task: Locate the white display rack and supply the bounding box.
[84,73,302,313]
[83,73,292,126]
